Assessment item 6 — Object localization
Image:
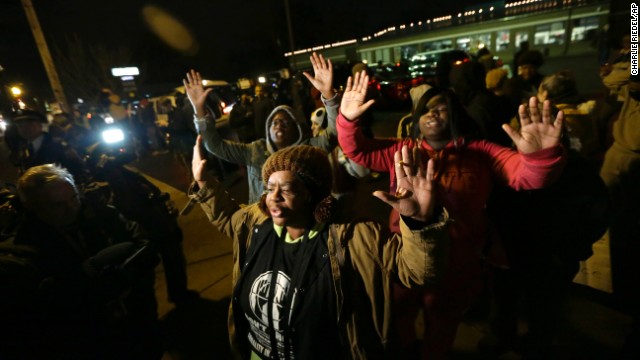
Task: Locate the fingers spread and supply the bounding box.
[542,100,552,124]
[394,150,408,179]
[502,123,521,143]
[310,53,318,69]
[302,72,313,83]
[372,190,398,207]
[425,158,435,182]
[413,147,423,177]
[528,97,541,122]
[345,76,353,92]
[554,110,564,129]
[518,104,531,126]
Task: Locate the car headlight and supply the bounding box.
[102,128,125,144]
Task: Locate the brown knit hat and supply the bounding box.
[259,145,336,223]
[486,68,509,91]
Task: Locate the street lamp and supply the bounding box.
[11,86,22,97]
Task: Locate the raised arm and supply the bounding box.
[340,71,376,121]
[184,69,211,118]
[303,53,339,137]
[502,97,563,154]
[184,70,252,165]
[373,145,436,223]
[189,135,241,238]
[303,53,335,100]
[336,70,398,172]
[373,145,449,285]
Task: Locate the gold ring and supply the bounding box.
[396,160,413,167]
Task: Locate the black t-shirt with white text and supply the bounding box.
[238,228,343,359]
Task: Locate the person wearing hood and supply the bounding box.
[184,53,339,204]
[337,71,567,359]
[396,84,431,139]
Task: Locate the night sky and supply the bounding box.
[1,0,475,98]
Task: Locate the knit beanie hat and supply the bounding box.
[486,68,509,91]
[259,145,336,223]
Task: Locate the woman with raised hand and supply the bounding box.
[337,70,567,358]
[189,134,450,359]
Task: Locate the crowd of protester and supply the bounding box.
[0,28,637,359]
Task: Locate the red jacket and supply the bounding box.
[337,113,566,273]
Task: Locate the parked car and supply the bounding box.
[409,49,471,86]
[372,63,413,109]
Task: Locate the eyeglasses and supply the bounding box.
[424,106,448,117]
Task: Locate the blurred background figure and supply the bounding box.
[252,84,275,140]
[512,40,530,72]
[309,107,327,138]
[505,49,545,112]
[7,109,87,181]
[229,93,255,143]
[160,98,196,181]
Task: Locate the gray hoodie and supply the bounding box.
[195,96,339,204]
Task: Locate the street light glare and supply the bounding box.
[11,87,22,96]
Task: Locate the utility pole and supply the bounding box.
[21,0,69,112]
[284,0,296,71]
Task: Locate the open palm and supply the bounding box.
[340,70,375,121]
[302,52,334,99]
[183,69,212,117]
[503,97,564,154]
[374,145,436,223]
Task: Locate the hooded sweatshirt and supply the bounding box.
[196,97,339,204]
[337,112,566,278]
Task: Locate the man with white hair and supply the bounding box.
[9,164,161,359]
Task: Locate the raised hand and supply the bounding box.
[340,70,376,121]
[503,97,563,154]
[192,135,210,188]
[183,70,212,118]
[373,145,436,223]
[302,53,334,99]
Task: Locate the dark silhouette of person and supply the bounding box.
[8,109,88,182]
[5,164,162,359]
[252,84,276,140]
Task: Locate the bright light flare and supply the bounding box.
[223,103,234,115]
[102,128,125,144]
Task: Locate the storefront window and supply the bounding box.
[534,22,565,45]
[422,39,453,52]
[401,45,418,61]
[456,33,491,53]
[496,30,510,52]
[571,16,599,42]
[515,32,529,48]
